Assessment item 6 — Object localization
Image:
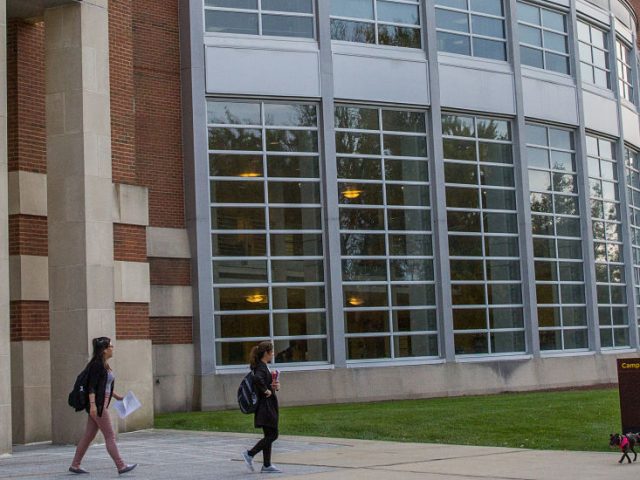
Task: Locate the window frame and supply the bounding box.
[577,19,611,89]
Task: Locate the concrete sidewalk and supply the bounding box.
[0,429,634,479]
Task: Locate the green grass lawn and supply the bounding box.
[155,388,621,452]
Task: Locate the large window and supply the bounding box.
[625,148,640,343]
[578,21,610,89]
[517,1,569,74]
[205,0,315,38]
[442,114,524,355]
[330,0,422,49]
[208,99,328,366]
[527,125,587,351]
[336,105,437,361]
[587,135,628,348]
[435,0,507,61]
[616,39,634,102]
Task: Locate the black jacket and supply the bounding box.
[85,359,114,417]
[252,362,278,429]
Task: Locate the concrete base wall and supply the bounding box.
[200,354,625,410]
[153,344,194,413]
[114,340,154,432]
[11,341,51,443]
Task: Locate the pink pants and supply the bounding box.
[71,402,125,470]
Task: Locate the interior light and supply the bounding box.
[246,294,267,304]
[347,296,364,306]
[239,172,260,177]
[342,188,363,199]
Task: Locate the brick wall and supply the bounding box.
[8,21,49,342]
[113,224,147,262]
[133,0,185,229]
[10,301,49,342]
[149,258,191,286]
[149,317,193,344]
[115,303,150,340]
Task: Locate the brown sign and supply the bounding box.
[617,358,640,433]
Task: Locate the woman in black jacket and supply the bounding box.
[242,341,282,474]
[69,337,137,475]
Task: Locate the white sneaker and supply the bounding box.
[261,464,282,473]
[242,451,255,472]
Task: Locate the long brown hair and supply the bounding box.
[250,341,273,369]
[91,336,111,368]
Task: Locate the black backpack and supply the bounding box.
[68,364,90,412]
[237,371,258,414]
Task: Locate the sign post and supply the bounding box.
[617,358,640,433]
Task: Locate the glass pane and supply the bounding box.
[386,184,430,206]
[449,235,483,256]
[383,135,428,157]
[544,30,567,53]
[455,332,488,354]
[388,209,431,230]
[546,53,570,74]
[477,118,510,140]
[486,236,519,256]
[343,285,388,307]
[447,211,481,232]
[212,207,265,230]
[268,156,319,178]
[534,260,557,281]
[331,0,374,19]
[442,115,475,137]
[274,312,326,336]
[527,147,549,169]
[209,128,262,150]
[272,286,325,310]
[453,308,485,329]
[483,189,516,210]
[213,260,268,283]
[437,0,467,8]
[382,111,426,133]
[262,14,314,38]
[520,45,543,69]
[216,287,269,310]
[270,207,322,229]
[338,157,382,179]
[531,192,552,213]
[208,101,260,125]
[529,170,551,191]
[340,208,385,229]
[272,259,324,283]
[205,10,258,34]
[335,106,379,129]
[488,283,522,304]
[473,37,506,60]
[378,25,422,48]
[450,259,483,281]
[549,128,572,150]
[206,0,256,6]
[443,139,476,160]
[471,16,504,39]
[217,314,269,338]
[330,19,376,43]
[436,9,469,32]
[210,154,263,177]
[264,104,317,127]
[389,234,432,256]
[479,143,512,164]
[378,1,420,25]
[492,331,525,353]
[451,284,486,304]
[445,163,478,184]
[480,165,514,187]
[470,0,502,16]
[394,335,439,357]
[263,0,313,13]
[391,284,435,306]
[213,234,267,256]
[559,261,583,281]
[218,342,262,366]
[270,233,323,256]
[339,183,383,205]
[517,2,539,25]
[447,186,479,208]
[266,129,318,152]
[519,24,541,46]
[391,259,434,281]
[336,132,381,154]
[346,310,388,333]
[486,260,520,281]
[274,339,327,362]
[490,308,523,328]
[385,159,428,181]
[341,233,386,256]
[541,9,565,31]
[550,151,574,172]
[342,259,387,281]
[438,31,471,55]
[347,337,391,359]
[211,181,264,203]
[269,181,320,204]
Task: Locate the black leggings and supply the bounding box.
[248,426,279,467]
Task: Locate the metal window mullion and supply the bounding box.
[425,0,454,361]
[318,0,346,367]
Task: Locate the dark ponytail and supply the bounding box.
[91,336,111,368]
[249,341,273,369]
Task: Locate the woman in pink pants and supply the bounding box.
[69,337,137,475]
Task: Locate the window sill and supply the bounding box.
[521,65,575,87]
[205,33,318,52]
[437,51,512,75]
[331,41,427,63]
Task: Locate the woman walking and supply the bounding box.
[242,341,282,474]
[68,337,137,475]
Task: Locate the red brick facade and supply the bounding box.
[150,317,193,344]
[115,303,151,340]
[7,20,45,174]
[113,224,147,262]
[150,258,192,286]
[8,215,48,256]
[10,301,49,342]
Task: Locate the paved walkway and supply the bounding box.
[0,429,637,479]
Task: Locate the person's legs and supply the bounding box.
[261,427,279,467]
[71,415,100,468]
[93,408,126,471]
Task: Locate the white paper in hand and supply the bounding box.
[113,391,141,419]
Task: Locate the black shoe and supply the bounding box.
[69,466,89,474]
[118,464,138,475]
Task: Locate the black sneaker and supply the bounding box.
[118,464,138,475]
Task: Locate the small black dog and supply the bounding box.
[610,433,639,463]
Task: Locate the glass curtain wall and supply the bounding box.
[587,135,629,348]
[330,0,422,48]
[578,20,610,89]
[526,125,587,351]
[208,100,328,366]
[442,114,524,355]
[204,0,315,38]
[435,0,507,61]
[517,1,570,74]
[335,105,437,361]
[625,148,640,342]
